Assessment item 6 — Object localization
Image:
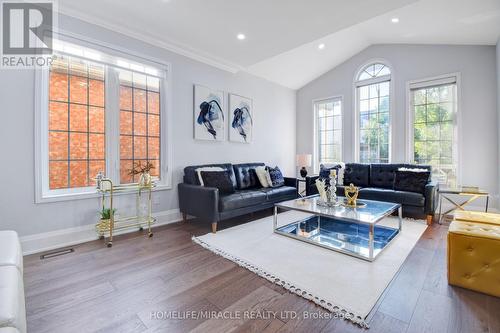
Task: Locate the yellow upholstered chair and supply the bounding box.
[447,211,500,297]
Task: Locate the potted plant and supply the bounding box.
[100,208,116,221]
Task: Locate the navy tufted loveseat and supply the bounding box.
[305,163,439,224]
[178,163,298,233]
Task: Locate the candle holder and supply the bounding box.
[316,170,339,207]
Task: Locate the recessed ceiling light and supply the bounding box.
[391,17,399,23]
[237,33,246,40]
[318,43,325,50]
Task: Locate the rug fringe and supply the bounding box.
[192,235,370,329]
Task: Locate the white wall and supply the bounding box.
[497,39,500,206]
[297,44,498,206]
[0,15,296,237]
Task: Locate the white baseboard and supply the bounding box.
[20,209,183,256]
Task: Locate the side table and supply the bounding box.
[297,178,307,197]
[438,187,489,224]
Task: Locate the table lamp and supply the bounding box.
[296,154,312,178]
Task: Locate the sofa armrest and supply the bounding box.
[284,177,298,189]
[424,181,439,215]
[178,183,219,222]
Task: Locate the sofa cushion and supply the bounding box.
[396,191,426,206]
[219,190,267,211]
[0,266,26,333]
[343,163,370,187]
[233,163,265,189]
[359,187,399,202]
[359,188,425,207]
[184,164,237,188]
[259,186,296,200]
[369,164,400,189]
[0,231,23,274]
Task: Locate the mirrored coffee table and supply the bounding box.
[273,196,402,261]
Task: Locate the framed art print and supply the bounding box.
[229,93,253,143]
[193,84,225,141]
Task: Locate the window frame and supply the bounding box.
[35,34,173,203]
[405,72,461,186]
[353,60,394,164]
[312,95,343,173]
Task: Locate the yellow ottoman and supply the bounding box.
[454,211,500,226]
[447,220,500,297]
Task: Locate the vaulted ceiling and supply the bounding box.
[59,0,500,89]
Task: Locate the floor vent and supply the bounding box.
[40,248,74,260]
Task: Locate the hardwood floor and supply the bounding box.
[24,212,500,333]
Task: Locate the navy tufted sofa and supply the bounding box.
[305,163,439,224]
[178,163,298,233]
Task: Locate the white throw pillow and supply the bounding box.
[264,169,273,187]
[195,167,224,186]
[255,166,270,187]
[337,162,345,185]
[398,167,428,173]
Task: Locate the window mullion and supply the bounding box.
[105,66,120,184]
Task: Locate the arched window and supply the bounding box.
[355,62,391,163]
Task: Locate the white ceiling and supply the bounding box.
[59,0,500,89]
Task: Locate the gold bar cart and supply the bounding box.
[96,178,156,247]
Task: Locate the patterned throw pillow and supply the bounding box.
[266,166,285,188]
[200,171,235,194]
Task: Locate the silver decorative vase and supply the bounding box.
[330,177,337,203]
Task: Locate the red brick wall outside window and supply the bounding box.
[48,53,162,190]
[119,71,160,183]
[48,55,105,189]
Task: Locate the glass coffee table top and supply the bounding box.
[274,196,402,261]
[276,196,400,225]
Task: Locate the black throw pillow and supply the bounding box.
[266,166,285,188]
[319,164,341,182]
[393,169,430,194]
[200,171,235,194]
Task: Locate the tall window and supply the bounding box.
[356,63,391,163]
[38,39,169,201]
[119,71,160,183]
[49,55,105,189]
[410,76,458,186]
[315,97,342,166]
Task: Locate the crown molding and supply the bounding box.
[57,7,244,74]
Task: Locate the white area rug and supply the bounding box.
[192,211,427,327]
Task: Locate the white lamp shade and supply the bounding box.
[296,154,312,167]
